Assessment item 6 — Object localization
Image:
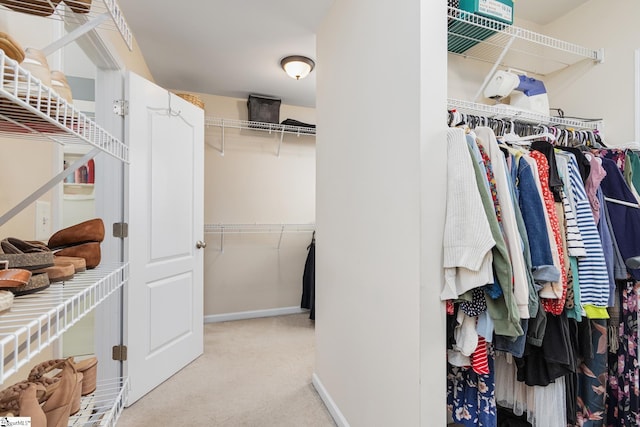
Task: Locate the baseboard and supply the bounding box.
[312,372,350,427]
[204,306,308,323]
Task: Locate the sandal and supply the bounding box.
[0,382,46,427]
[38,359,80,427]
[0,260,31,287]
[0,0,62,17]
[0,237,54,271]
[0,32,24,63]
[62,0,90,13]
[32,262,74,283]
[50,70,73,104]
[5,272,50,296]
[53,242,101,269]
[29,356,97,396]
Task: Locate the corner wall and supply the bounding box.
[315,0,447,425]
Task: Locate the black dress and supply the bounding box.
[301,233,315,320]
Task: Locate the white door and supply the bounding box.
[124,71,204,405]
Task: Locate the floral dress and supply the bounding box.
[447,345,497,426]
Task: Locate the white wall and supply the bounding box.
[197,93,316,316]
[315,0,447,425]
[543,0,639,145]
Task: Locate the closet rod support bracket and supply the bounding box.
[473,31,519,103]
[41,12,110,57]
[595,48,605,64]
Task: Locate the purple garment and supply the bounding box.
[585,154,606,224]
[599,157,640,280]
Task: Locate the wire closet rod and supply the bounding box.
[204,223,315,252]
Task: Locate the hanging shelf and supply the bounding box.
[447,98,602,130]
[447,6,604,76]
[0,263,128,383]
[0,0,132,51]
[205,117,315,157]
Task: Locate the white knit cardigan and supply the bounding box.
[441,128,495,301]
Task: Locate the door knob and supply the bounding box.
[196,240,207,249]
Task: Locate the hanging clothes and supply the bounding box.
[301,232,315,320]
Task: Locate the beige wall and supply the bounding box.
[196,93,316,316]
[543,0,639,145]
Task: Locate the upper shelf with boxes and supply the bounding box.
[448,0,603,76]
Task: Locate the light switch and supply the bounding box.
[35,201,51,241]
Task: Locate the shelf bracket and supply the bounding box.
[41,12,110,57]
[220,227,225,252]
[0,147,101,228]
[277,225,285,249]
[277,128,284,157]
[221,122,226,156]
[473,30,519,103]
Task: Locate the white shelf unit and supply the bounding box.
[69,376,129,427]
[205,117,315,157]
[0,0,133,51]
[0,52,128,162]
[447,6,603,76]
[0,263,128,383]
[447,98,602,129]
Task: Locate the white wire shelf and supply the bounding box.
[206,117,315,157]
[447,98,602,130]
[204,223,315,252]
[205,117,316,136]
[0,263,128,383]
[447,6,603,75]
[0,51,128,163]
[204,223,316,234]
[0,0,132,50]
[69,376,129,427]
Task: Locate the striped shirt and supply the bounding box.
[559,152,610,308]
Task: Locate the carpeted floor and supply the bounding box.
[117,313,335,426]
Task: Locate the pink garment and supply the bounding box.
[584,153,606,224]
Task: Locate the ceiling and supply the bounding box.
[118,0,591,109]
[118,0,333,108]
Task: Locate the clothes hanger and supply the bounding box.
[501,131,557,145]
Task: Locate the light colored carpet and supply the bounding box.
[117,313,335,426]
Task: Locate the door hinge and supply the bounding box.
[112,345,128,361]
[113,222,129,238]
[113,100,129,116]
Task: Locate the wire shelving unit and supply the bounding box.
[69,376,129,426]
[0,263,128,383]
[447,6,603,76]
[447,98,602,130]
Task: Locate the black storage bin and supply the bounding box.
[247,94,281,124]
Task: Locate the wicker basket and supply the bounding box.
[175,92,205,110]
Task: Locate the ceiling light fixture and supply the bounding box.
[281,55,315,80]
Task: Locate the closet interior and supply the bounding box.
[446,3,640,426]
[200,97,316,322]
